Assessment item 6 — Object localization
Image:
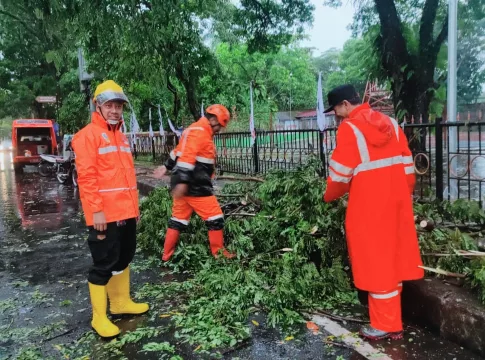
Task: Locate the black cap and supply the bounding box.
[324,84,359,113]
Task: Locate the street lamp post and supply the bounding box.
[289,72,293,119]
[447,0,458,200]
[78,48,95,112]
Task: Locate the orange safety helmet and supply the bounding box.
[206,104,231,127]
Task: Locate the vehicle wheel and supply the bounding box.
[38,161,52,177]
[14,164,23,174]
[57,172,70,184]
[72,168,78,187]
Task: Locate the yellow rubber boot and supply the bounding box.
[106,267,149,315]
[88,283,120,338]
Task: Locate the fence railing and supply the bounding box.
[128,118,485,203]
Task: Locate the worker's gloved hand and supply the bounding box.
[153,165,167,179]
[172,184,188,199]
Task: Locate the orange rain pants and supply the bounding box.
[368,283,403,332]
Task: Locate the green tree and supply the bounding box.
[0,0,87,133]
[324,0,485,121]
[313,48,340,89]
[324,37,381,96]
[72,0,314,123]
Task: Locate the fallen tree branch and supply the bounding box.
[420,219,435,231]
[230,212,273,218]
[247,194,263,207]
[323,340,354,350]
[419,265,466,278]
[313,310,368,324]
[423,251,485,257]
[225,204,248,218]
[42,327,77,343]
[216,175,264,183]
[220,338,252,355]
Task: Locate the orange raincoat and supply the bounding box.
[324,103,424,293]
[72,112,139,226]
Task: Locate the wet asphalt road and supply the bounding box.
[0,150,483,359]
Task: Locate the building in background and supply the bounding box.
[274,110,337,130]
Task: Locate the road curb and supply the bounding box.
[402,278,485,356]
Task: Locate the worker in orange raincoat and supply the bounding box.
[72,80,149,338]
[153,104,235,260]
[322,84,424,340]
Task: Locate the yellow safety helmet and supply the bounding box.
[93,80,129,106]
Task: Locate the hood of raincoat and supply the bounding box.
[347,103,393,147]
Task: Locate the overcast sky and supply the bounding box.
[301,0,356,56]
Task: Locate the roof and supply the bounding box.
[13,119,53,127]
[295,109,335,118]
[275,111,295,122]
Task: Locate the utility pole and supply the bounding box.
[289,72,293,119]
[78,48,95,112]
[446,0,458,200]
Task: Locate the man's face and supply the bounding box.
[97,100,124,122]
[333,100,352,119]
[208,117,222,135]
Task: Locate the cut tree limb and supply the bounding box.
[216,175,264,183]
[420,219,435,231]
[419,265,466,278]
[313,310,368,324]
[230,212,273,218]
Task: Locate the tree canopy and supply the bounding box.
[324,0,485,121]
[0,0,484,133]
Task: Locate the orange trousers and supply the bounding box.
[368,283,403,332]
[171,195,223,223]
[163,195,233,261]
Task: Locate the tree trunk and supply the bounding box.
[175,64,199,121]
[166,75,181,120]
[374,0,447,124]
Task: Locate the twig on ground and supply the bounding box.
[314,310,368,324]
[220,338,252,355]
[323,340,354,350]
[42,327,77,343]
[225,205,247,218]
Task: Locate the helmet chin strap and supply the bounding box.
[97,105,119,130]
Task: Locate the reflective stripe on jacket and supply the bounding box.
[72,112,139,226]
[324,103,423,292]
[165,117,216,197]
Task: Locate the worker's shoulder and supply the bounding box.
[72,123,100,143]
[336,120,355,134]
[186,121,210,135]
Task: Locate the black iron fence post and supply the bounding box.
[319,131,326,177]
[435,118,444,201]
[252,132,259,174]
[151,137,156,160]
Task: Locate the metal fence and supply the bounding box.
[404,119,485,202]
[129,118,485,203]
